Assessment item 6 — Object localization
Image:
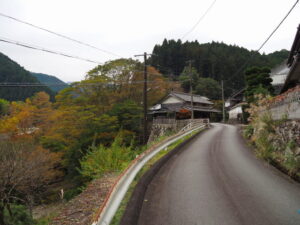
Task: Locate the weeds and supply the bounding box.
[244,95,299,179]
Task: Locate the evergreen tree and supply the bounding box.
[0,52,54,101]
[149,40,289,97]
[244,67,274,103]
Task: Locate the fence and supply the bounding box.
[148,118,209,144]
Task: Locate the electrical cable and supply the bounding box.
[181,0,217,39]
[0,12,123,58]
[0,37,103,64]
[0,80,176,87]
[224,0,299,85]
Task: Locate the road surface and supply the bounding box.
[137,123,300,225]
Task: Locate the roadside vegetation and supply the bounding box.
[243,95,300,180]
[241,66,299,180]
[0,59,171,224]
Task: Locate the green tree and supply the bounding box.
[178,66,199,92]
[245,67,274,103]
[149,40,289,97]
[109,100,142,135]
[0,52,54,101]
[0,99,9,116]
[195,78,221,100]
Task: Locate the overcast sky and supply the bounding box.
[0,0,299,82]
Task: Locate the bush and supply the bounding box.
[243,124,254,139]
[64,187,84,201]
[79,133,135,180]
[4,204,35,225]
[255,129,274,161]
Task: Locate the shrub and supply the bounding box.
[255,129,274,161]
[243,124,254,139]
[4,204,35,225]
[79,132,134,180]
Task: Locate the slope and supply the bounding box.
[0,52,54,101]
[31,72,68,93]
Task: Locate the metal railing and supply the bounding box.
[92,123,208,225]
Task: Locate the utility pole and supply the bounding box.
[135,52,152,144]
[187,60,194,121]
[221,80,225,123]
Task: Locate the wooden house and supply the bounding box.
[149,92,221,120]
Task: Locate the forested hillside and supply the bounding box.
[0,52,54,101]
[31,72,68,93]
[149,40,289,96]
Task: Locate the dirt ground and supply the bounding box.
[48,173,118,225]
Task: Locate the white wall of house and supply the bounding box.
[229,106,243,119]
[162,96,183,104]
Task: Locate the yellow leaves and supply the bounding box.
[31,91,51,109]
[0,115,19,133]
[0,92,54,139]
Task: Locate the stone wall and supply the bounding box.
[147,124,176,144]
[269,85,300,120]
[274,120,300,149]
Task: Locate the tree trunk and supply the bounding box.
[26,195,33,218]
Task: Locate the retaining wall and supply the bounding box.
[268,85,300,120]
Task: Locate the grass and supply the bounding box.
[110,128,203,225]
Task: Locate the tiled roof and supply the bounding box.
[161,103,183,112]
[171,92,213,105]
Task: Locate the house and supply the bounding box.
[270,61,290,95]
[149,92,221,121]
[267,24,300,121]
[281,24,300,93]
[225,88,246,123]
[225,88,245,109]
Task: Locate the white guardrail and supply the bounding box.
[92,123,207,225]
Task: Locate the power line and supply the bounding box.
[256,0,299,52]
[0,79,176,87]
[0,36,172,75]
[0,12,123,58]
[0,37,103,64]
[181,0,217,39]
[224,0,299,85]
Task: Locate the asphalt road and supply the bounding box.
[137,123,300,225]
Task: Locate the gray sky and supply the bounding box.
[0,0,299,82]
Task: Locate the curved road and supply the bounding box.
[138,123,300,225]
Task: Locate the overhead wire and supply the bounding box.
[2,1,297,94]
[0,37,104,64]
[0,12,123,58]
[0,37,164,75]
[181,0,217,40]
[224,0,299,85]
[0,80,176,87]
